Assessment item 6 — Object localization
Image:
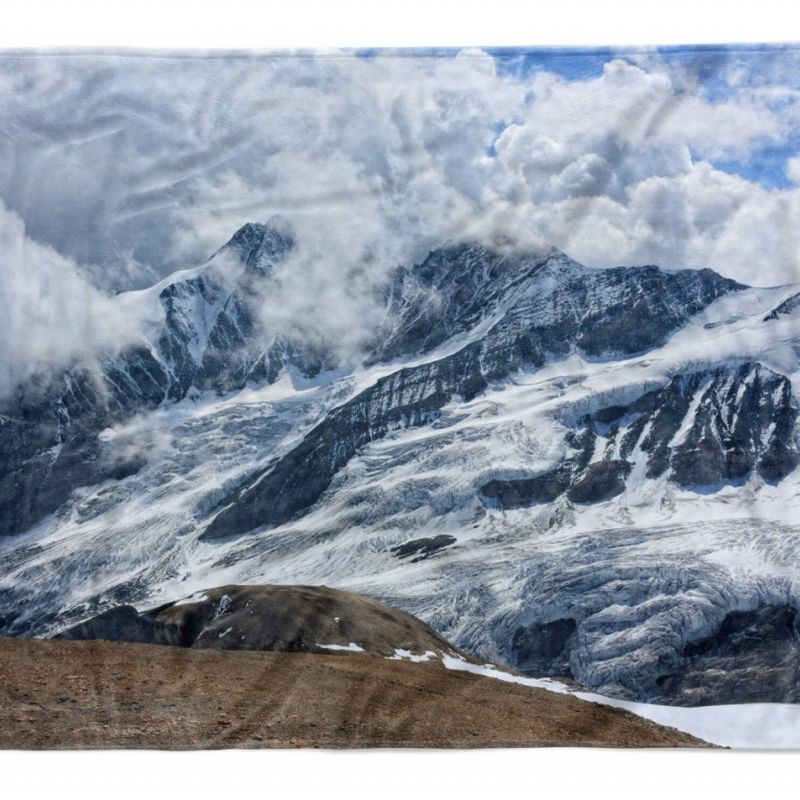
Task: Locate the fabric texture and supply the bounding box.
[1,46,800,749]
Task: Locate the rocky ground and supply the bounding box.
[0,637,709,749]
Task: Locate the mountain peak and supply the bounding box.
[224,217,294,274]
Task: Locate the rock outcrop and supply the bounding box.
[480,361,798,510]
[56,584,458,659]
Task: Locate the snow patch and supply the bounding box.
[441,655,800,749]
[213,594,232,618]
[173,591,209,607]
[316,642,365,652]
[387,649,439,662]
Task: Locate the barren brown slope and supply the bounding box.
[0,637,710,749]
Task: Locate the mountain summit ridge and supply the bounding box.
[0,223,759,539]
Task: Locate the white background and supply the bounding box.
[1,1,799,797]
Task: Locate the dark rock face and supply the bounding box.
[566,460,632,504]
[662,364,798,486]
[511,618,577,677]
[55,604,159,645]
[653,605,800,706]
[637,360,791,486]
[0,371,120,538]
[480,471,570,508]
[764,290,800,321]
[55,584,457,659]
[390,535,457,562]
[154,220,297,398]
[374,246,742,369]
[226,220,294,275]
[371,244,551,362]
[475,263,742,381]
[480,361,798,511]
[202,342,488,538]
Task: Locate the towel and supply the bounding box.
[1,45,799,750]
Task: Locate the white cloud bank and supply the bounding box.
[2,48,800,392]
[0,201,142,395]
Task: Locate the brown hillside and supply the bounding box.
[0,637,710,749]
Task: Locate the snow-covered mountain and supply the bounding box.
[0,220,330,539]
[2,221,799,707]
[202,246,745,539]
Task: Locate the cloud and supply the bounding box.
[0,201,143,397]
[0,51,525,285]
[97,409,175,475]
[518,165,800,286]
[787,156,800,185]
[2,47,800,389]
[485,57,800,284]
[497,59,784,165]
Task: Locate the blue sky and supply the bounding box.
[712,141,799,189]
